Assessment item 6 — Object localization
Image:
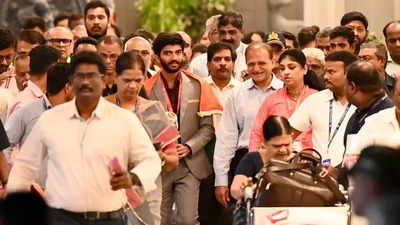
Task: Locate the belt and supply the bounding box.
[57,204,130,221]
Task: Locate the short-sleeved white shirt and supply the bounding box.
[289,89,356,166]
[349,107,400,157]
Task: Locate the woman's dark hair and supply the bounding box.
[278,49,325,91]
[116,51,146,75]
[263,116,292,141]
[70,51,106,75]
[278,48,306,67]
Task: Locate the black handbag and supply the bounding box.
[252,149,347,207]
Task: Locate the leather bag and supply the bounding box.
[252,149,347,207]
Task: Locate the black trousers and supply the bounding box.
[49,208,127,225]
[198,148,248,225]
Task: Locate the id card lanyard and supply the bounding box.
[327,99,351,151]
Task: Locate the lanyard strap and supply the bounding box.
[328,100,351,150]
[160,74,182,114]
[358,95,387,124]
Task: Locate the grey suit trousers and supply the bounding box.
[161,161,201,225]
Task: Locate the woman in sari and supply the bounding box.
[107,51,179,225]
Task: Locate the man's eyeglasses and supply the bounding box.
[130,50,151,57]
[0,54,15,63]
[48,38,72,45]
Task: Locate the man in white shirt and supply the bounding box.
[214,43,283,220]
[383,21,400,76]
[206,42,241,128]
[290,51,358,167]
[9,45,61,117]
[200,42,241,225]
[189,12,247,80]
[7,51,161,225]
[345,79,400,168]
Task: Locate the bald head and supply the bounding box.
[46,26,73,61]
[72,25,88,42]
[245,42,273,61]
[124,36,152,70]
[346,61,384,93]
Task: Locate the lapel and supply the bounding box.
[153,77,168,110]
[180,73,191,122]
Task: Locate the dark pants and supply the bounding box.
[49,208,127,225]
[198,173,234,225]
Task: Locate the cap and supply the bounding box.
[348,146,400,182]
[264,31,286,49]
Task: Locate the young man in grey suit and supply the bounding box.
[144,32,222,225]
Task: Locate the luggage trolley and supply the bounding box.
[243,187,352,225]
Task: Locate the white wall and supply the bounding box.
[304,0,398,40]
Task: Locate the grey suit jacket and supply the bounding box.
[147,73,214,180]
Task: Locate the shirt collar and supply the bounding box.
[236,42,248,55]
[245,74,282,90]
[27,80,44,98]
[206,76,239,89]
[69,97,106,120]
[42,94,52,110]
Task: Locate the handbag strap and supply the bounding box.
[314,167,347,203]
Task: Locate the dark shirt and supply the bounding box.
[385,73,396,96]
[102,83,117,97]
[0,121,9,151]
[235,152,263,183]
[344,93,393,147]
[160,73,181,115]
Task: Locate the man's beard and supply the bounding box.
[160,59,182,73]
[88,29,107,40]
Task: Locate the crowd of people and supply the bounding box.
[0,1,400,225]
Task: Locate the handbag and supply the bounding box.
[252,149,347,207]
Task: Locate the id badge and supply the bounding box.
[322,158,331,166]
[166,111,178,128]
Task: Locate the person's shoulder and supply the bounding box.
[305,89,331,101]
[366,106,395,123]
[191,53,207,64]
[105,94,116,104]
[243,152,262,161]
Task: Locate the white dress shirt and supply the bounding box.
[7,97,161,212]
[8,81,44,117]
[386,54,400,77]
[213,76,283,186]
[0,87,13,123]
[345,107,400,168]
[205,76,241,129]
[289,89,356,167]
[189,42,248,80]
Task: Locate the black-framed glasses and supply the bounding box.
[48,38,72,45]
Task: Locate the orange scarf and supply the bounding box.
[144,70,223,117]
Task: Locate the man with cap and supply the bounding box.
[264,31,286,81]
